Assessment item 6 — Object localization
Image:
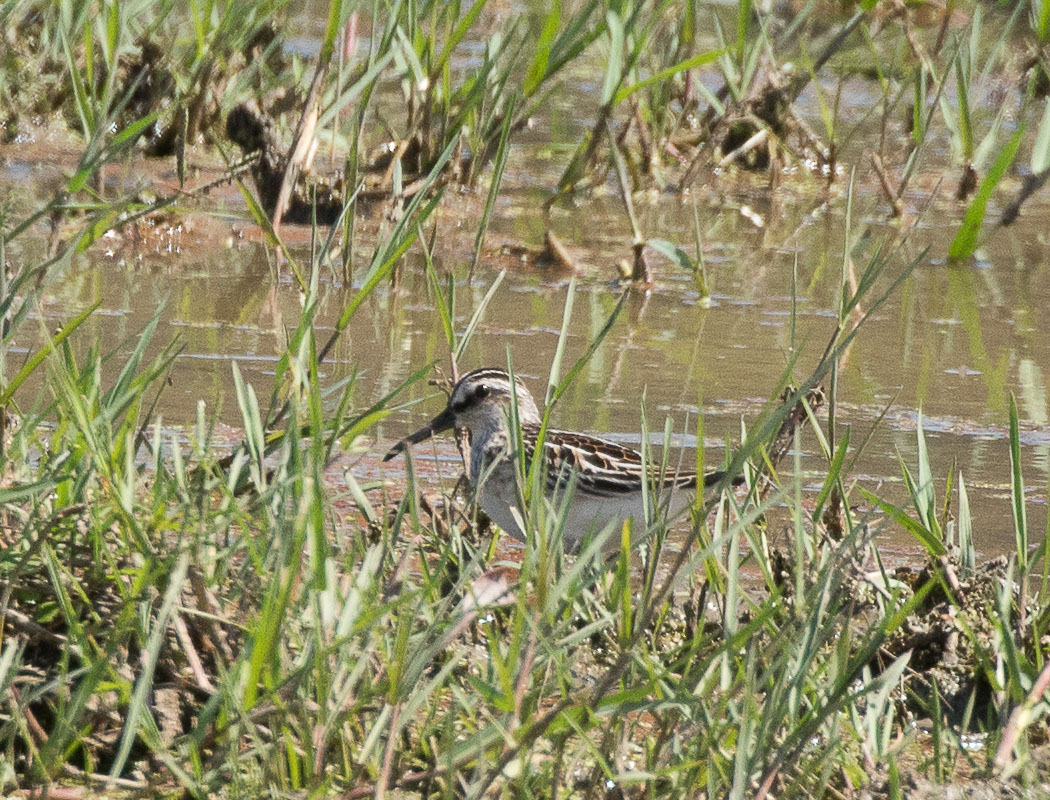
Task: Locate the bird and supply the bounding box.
[383,367,737,553]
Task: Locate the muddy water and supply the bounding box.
[4,9,1050,558]
[6,183,1047,559]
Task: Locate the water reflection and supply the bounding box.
[18,194,1048,558]
[5,0,1050,556]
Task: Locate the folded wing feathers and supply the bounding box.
[521,425,699,498]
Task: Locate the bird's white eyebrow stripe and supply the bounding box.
[459,368,519,383]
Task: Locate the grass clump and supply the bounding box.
[1,0,291,157]
[3,1,1050,798]
[1,193,1049,798]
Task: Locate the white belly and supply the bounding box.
[477,472,528,541]
[554,486,696,552]
[477,471,695,553]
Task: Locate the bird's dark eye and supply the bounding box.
[475,384,490,399]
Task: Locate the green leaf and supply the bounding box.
[812,428,849,524]
[432,0,489,80]
[470,92,517,267]
[319,0,345,63]
[523,1,561,95]
[0,477,64,505]
[0,302,100,407]
[109,553,189,781]
[912,67,927,147]
[424,253,455,350]
[954,51,973,160]
[75,209,125,253]
[600,10,624,106]
[546,276,576,405]
[647,238,694,270]
[957,472,974,574]
[318,51,395,130]
[614,48,723,105]
[231,176,304,286]
[1032,100,1050,174]
[455,271,505,360]
[736,0,753,55]
[109,110,160,151]
[1009,394,1028,571]
[858,488,946,557]
[948,126,1024,260]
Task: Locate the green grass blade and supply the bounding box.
[954,48,973,161]
[424,239,456,350]
[545,276,576,405]
[600,10,624,106]
[811,427,849,524]
[858,488,946,557]
[523,1,561,95]
[470,92,517,268]
[949,127,1024,260]
[957,472,975,575]
[0,301,100,407]
[614,48,723,104]
[432,0,489,79]
[108,553,190,782]
[455,271,506,361]
[1032,99,1050,175]
[1009,394,1028,572]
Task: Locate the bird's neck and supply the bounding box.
[466,412,516,484]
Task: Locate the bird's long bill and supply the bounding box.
[383,407,456,462]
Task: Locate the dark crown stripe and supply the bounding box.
[458,367,514,384]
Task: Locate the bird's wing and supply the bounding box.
[521,426,699,498]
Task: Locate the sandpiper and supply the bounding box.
[384,367,737,552]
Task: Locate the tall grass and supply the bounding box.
[4,1,1050,797]
[10,163,1040,798]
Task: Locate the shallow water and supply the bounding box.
[4,3,1050,558]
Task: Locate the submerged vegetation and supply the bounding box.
[3,0,1050,797]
